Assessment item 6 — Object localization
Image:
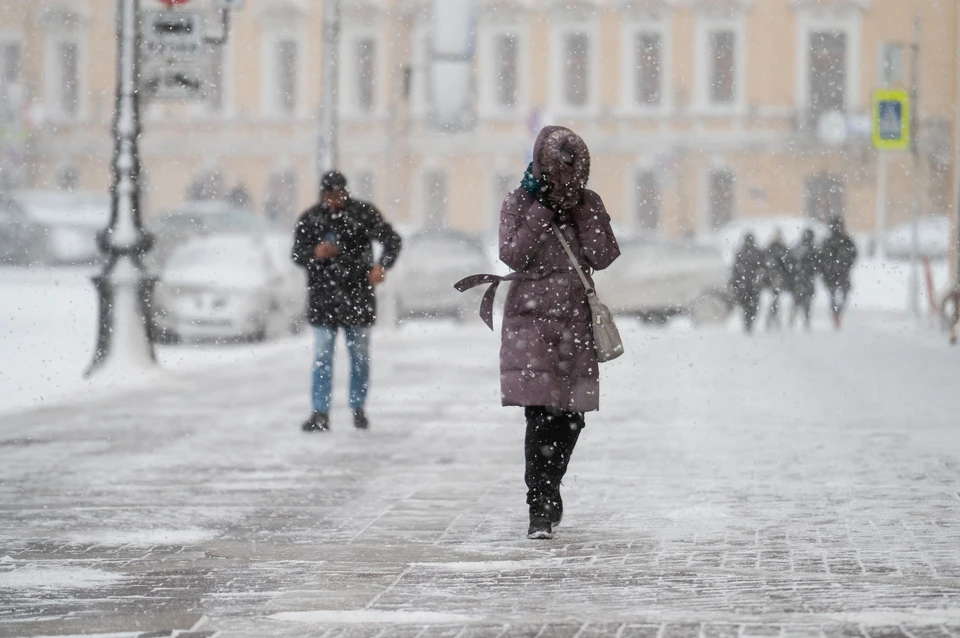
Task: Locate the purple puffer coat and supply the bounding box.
[499,127,620,413]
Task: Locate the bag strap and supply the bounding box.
[551,223,594,295]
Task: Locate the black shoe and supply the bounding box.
[527,515,553,540]
[302,412,330,432]
[353,410,369,430]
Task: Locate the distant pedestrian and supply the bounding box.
[789,228,819,331]
[730,233,764,334]
[456,126,620,540]
[291,171,403,432]
[763,229,792,330]
[819,215,858,330]
[942,283,960,346]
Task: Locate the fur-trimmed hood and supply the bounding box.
[531,126,591,212]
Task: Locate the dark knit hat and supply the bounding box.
[321,170,348,192]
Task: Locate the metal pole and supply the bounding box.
[953,2,960,287]
[317,0,340,190]
[908,14,921,320]
[87,0,156,377]
[875,152,888,258]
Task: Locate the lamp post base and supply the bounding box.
[86,254,157,378]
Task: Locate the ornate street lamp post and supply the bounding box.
[87,0,156,377]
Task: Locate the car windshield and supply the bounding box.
[152,210,271,236]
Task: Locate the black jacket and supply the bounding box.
[292,198,402,327]
[763,240,792,292]
[819,231,857,290]
[789,238,819,302]
[730,241,764,304]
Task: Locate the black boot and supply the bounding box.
[524,407,583,536]
[302,412,330,432]
[527,514,553,540]
[353,410,369,430]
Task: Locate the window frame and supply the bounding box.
[0,32,24,124]
[795,9,861,117]
[694,14,746,115]
[478,24,529,119]
[340,26,384,118]
[44,28,86,122]
[701,166,737,232]
[619,18,672,116]
[632,168,663,235]
[419,167,449,230]
[550,21,600,117]
[260,23,307,119]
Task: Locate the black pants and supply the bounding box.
[524,407,584,514]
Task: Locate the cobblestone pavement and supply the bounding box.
[1,321,959,637]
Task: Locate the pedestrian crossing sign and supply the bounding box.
[872,90,910,150]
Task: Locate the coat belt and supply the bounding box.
[454,271,553,331]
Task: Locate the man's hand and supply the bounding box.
[314,242,340,260]
[368,264,386,285]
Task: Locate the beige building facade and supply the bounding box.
[0,0,958,250]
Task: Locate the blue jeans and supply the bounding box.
[311,326,371,414]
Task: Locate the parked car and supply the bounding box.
[152,234,306,343]
[595,234,733,325]
[387,229,491,322]
[146,202,278,269]
[884,215,951,261]
[6,191,110,265]
[0,194,46,266]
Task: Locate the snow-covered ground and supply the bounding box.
[0,257,952,415]
[0,262,959,636]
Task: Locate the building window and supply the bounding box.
[808,31,847,122]
[708,170,735,230]
[49,39,81,118]
[203,43,225,113]
[354,171,376,202]
[805,173,845,221]
[276,39,299,114]
[423,170,447,229]
[0,41,22,122]
[355,37,376,112]
[264,170,297,222]
[880,42,903,87]
[494,34,519,108]
[635,32,662,107]
[562,31,590,108]
[635,171,661,232]
[708,31,736,105]
[56,166,80,192]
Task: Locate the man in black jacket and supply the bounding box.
[819,215,858,330]
[292,171,402,432]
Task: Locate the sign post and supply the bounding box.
[872,89,910,260]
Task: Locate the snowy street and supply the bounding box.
[2,293,960,636]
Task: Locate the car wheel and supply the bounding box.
[689,291,733,326]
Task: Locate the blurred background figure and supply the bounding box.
[730,233,764,334]
[763,228,792,331]
[819,216,859,330]
[942,283,960,345]
[789,229,820,331]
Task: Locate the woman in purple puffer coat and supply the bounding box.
[500,126,620,539]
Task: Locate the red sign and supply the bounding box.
[159,0,192,6]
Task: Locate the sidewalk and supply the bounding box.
[1,320,959,637]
